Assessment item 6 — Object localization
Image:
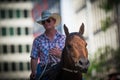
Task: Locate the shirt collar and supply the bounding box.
[43,31,60,40]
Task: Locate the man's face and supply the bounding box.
[41,17,56,30]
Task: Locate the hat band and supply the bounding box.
[42,15,50,19]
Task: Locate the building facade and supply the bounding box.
[0,0,33,79]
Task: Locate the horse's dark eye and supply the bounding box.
[67,45,72,49]
[85,43,87,47]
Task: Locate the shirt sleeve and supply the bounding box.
[30,38,39,59]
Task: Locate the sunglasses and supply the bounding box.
[41,19,51,25]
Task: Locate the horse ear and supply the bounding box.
[64,24,69,36]
[79,23,84,35]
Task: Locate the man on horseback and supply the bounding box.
[30,10,65,80]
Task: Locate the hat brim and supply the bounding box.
[37,13,61,27]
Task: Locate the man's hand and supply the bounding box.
[49,47,62,58]
[30,72,36,80]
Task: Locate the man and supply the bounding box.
[30,10,65,80]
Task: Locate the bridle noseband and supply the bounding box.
[62,67,78,73]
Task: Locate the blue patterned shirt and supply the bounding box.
[30,31,65,66]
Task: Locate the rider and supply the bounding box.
[30,10,65,80]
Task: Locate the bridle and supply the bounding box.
[62,46,79,73]
[62,33,86,74]
[62,67,78,73]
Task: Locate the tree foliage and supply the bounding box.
[84,46,120,79]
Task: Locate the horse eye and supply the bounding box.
[85,43,87,47]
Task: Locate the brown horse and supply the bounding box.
[40,23,90,80]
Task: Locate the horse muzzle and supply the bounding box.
[75,58,90,73]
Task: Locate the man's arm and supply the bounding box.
[30,58,38,79]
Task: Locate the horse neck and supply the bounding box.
[58,48,83,80]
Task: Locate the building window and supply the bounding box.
[27,62,30,70]
[18,45,22,53]
[16,9,20,18]
[0,45,2,53]
[0,27,1,36]
[17,27,21,35]
[19,62,23,71]
[11,62,16,71]
[24,9,28,18]
[26,44,30,53]
[1,27,7,36]
[3,45,7,54]
[0,63,1,72]
[0,0,5,2]
[8,9,13,18]
[9,27,14,36]
[11,45,15,53]
[25,27,29,35]
[0,9,5,19]
[3,62,8,72]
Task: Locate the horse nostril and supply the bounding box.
[86,60,90,65]
[79,61,83,65]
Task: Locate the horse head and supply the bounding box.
[62,23,90,73]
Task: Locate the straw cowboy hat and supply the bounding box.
[36,10,61,27]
